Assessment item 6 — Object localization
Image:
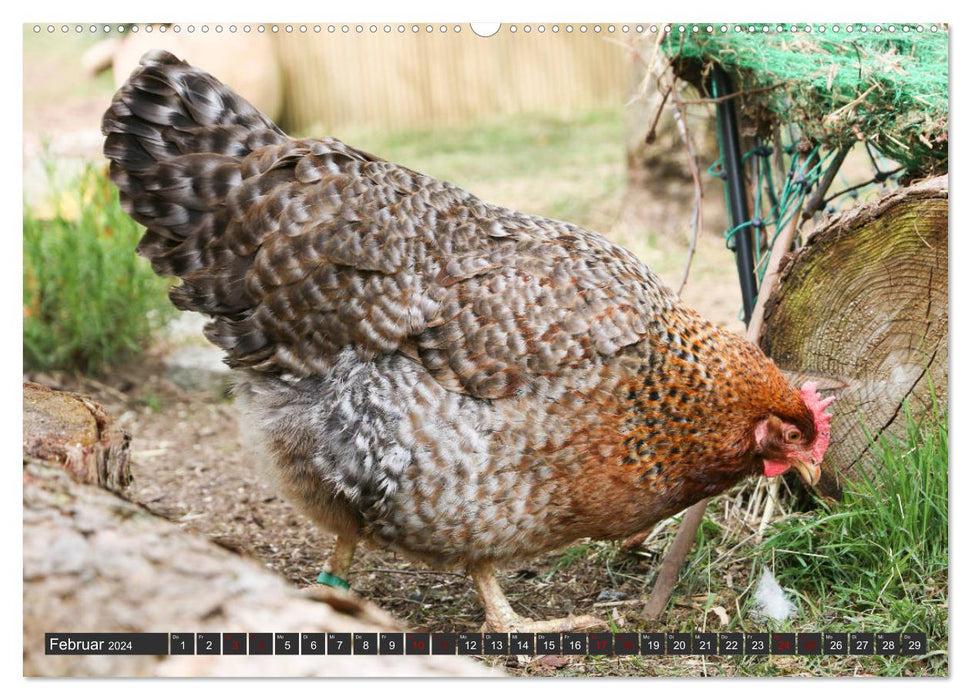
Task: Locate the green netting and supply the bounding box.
[662,24,948,176]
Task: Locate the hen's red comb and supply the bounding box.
[801,381,836,463]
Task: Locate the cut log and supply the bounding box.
[23,381,132,492]
[760,176,948,483]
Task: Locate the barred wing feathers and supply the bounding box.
[102,50,677,399]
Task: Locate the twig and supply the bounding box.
[678,82,786,105]
[823,84,878,123]
[593,599,645,609]
[644,86,672,144]
[359,568,469,580]
[801,145,852,219]
[641,499,709,619]
[823,166,906,206]
[639,28,668,99]
[638,30,673,144]
[671,84,704,297]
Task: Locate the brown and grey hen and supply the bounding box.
[103,51,835,631]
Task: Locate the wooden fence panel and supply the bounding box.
[273,27,636,132]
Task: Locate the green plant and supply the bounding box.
[23,165,175,374]
[140,393,163,412]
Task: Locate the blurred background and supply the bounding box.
[23,23,741,347]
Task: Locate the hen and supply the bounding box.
[103,51,835,632]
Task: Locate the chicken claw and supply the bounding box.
[470,561,608,633]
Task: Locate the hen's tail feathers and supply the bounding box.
[102,50,288,316]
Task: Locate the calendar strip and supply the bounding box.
[44,632,927,656]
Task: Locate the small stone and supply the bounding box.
[163,344,231,395]
[534,655,570,668]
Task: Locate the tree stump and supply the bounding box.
[760,176,948,483]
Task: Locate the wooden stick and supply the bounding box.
[801,145,852,220]
[748,199,803,349]
[644,86,672,144]
[641,496,710,619]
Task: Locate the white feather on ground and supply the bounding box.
[753,567,795,621]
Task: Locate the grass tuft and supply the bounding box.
[24,165,175,374]
[757,400,948,657]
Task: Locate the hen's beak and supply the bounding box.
[793,460,821,488]
[794,460,843,503]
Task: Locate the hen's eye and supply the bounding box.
[786,429,802,442]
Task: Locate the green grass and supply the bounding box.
[23,165,175,374]
[753,402,948,673]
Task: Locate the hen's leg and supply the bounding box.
[470,561,607,632]
[316,535,357,588]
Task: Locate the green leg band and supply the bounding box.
[316,571,351,589]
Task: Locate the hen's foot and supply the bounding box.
[306,534,358,590]
[470,560,609,633]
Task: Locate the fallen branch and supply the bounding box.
[641,498,710,619]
